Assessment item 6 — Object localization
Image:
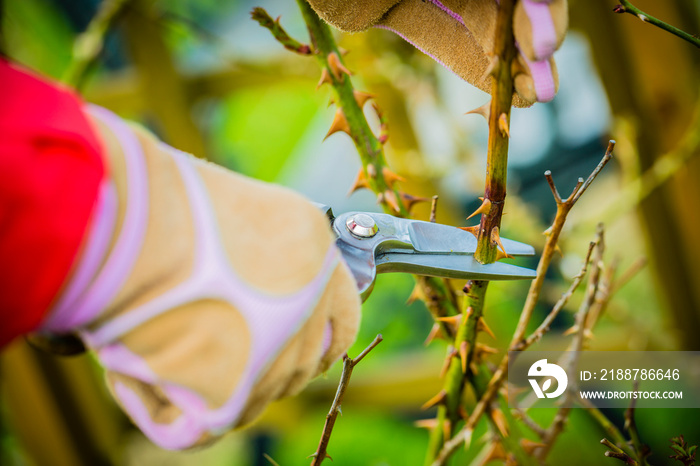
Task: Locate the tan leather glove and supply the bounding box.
[39,105,361,449]
[306,0,567,105]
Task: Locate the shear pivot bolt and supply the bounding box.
[346,214,378,238]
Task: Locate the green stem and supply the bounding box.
[295,0,407,216]
[426,0,517,463]
[251,7,311,55]
[63,0,131,89]
[424,282,488,465]
[614,1,700,48]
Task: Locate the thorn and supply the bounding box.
[424,323,443,346]
[373,102,389,144]
[464,306,474,319]
[347,168,370,195]
[475,343,499,355]
[366,164,377,179]
[490,227,507,254]
[482,55,500,82]
[399,192,430,213]
[338,47,349,56]
[554,243,563,256]
[511,56,528,77]
[470,361,479,375]
[337,405,342,416]
[466,197,492,220]
[477,317,496,339]
[407,284,425,305]
[327,97,335,108]
[459,340,469,373]
[414,418,438,430]
[563,325,578,336]
[381,166,405,187]
[437,314,463,332]
[465,101,490,121]
[458,405,469,420]
[429,195,439,223]
[459,225,480,238]
[463,427,474,449]
[443,419,452,443]
[543,226,553,236]
[496,248,514,261]
[484,442,507,463]
[324,109,351,140]
[521,439,547,455]
[353,90,374,108]
[498,113,510,138]
[440,348,458,378]
[383,189,401,213]
[316,68,332,89]
[327,52,352,81]
[421,390,447,410]
[491,409,509,436]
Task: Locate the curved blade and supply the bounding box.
[408,221,535,256]
[375,253,537,281]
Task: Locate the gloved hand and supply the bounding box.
[306,0,567,105]
[38,105,361,449]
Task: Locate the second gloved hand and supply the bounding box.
[39,105,361,450]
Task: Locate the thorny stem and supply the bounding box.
[427,0,519,463]
[613,1,700,48]
[431,142,615,466]
[279,2,460,328]
[309,335,383,466]
[63,0,132,89]
[294,0,408,216]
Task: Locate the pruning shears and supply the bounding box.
[316,204,537,301]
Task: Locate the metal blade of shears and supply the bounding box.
[314,204,537,301]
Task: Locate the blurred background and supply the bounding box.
[1,0,699,464]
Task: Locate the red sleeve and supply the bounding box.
[0,60,105,348]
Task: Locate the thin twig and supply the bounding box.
[601,437,639,465]
[63,0,132,89]
[310,335,383,465]
[535,225,605,461]
[263,453,282,466]
[609,257,648,297]
[579,397,634,456]
[251,8,312,55]
[625,381,649,466]
[613,1,700,48]
[513,241,596,351]
[512,407,546,439]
